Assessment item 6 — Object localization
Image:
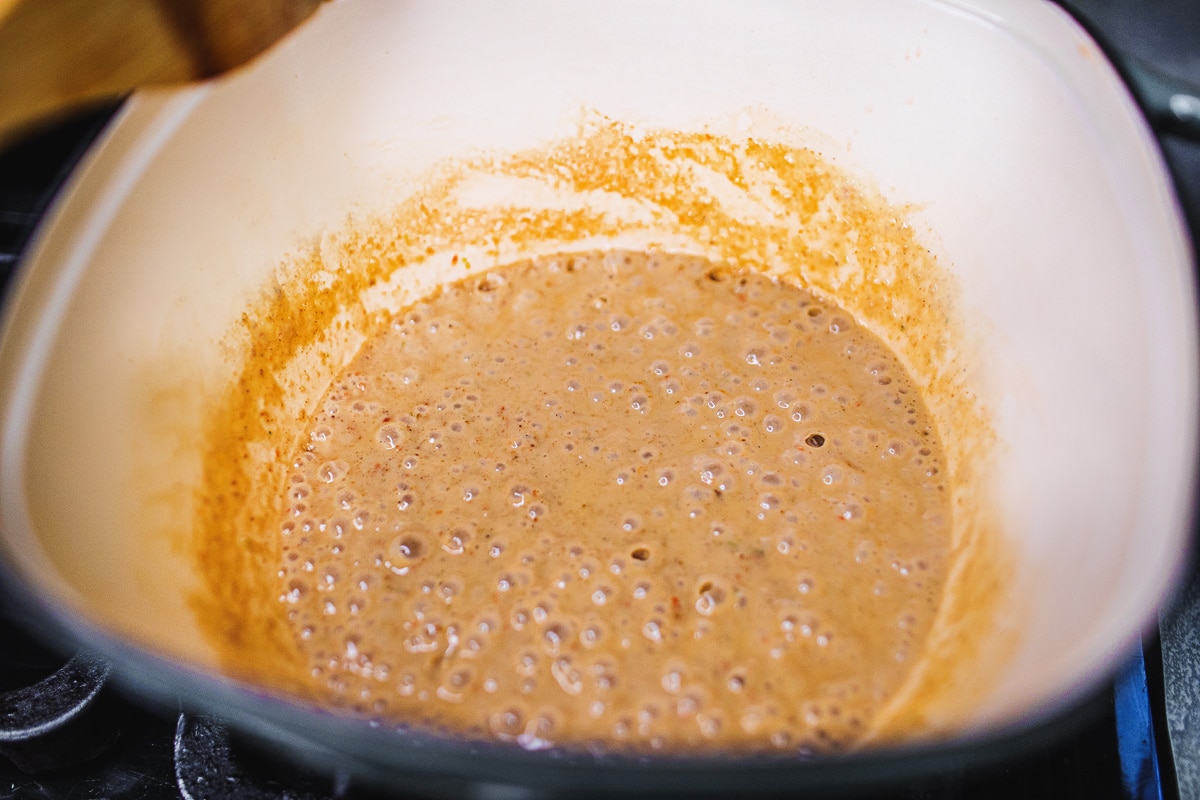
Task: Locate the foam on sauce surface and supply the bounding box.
[276,250,951,752]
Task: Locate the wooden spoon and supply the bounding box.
[0,0,322,147]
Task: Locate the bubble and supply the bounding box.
[384,533,425,574]
[759,494,781,511]
[443,666,473,694]
[733,397,758,418]
[542,622,570,654]
[744,348,764,366]
[675,692,701,717]
[511,608,530,630]
[318,461,349,483]
[284,580,306,603]
[441,528,471,555]
[773,390,798,409]
[610,315,632,333]
[489,708,525,741]
[439,578,460,604]
[377,426,403,450]
[838,503,863,521]
[515,651,540,677]
[393,672,419,698]
[581,624,604,647]
[739,708,764,734]
[552,657,585,694]
[697,461,723,486]
[319,569,338,590]
[762,414,785,433]
[694,579,727,616]
[680,312,712,337]
[518,715,558,751]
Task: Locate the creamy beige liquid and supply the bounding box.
[275,251,950,753]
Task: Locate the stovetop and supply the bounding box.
[1,2,1198,798]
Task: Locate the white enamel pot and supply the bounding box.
[0,1,1195,794]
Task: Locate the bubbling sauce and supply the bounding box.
[276,250,951,753]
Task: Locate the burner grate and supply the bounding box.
[0,653,115,774]
[174,715,341,800]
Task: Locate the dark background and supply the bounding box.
[1068,0,1200,232]
[1065,2,1200,799]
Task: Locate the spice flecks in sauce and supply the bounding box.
[277,251,951,752]
[189,117,1005,752]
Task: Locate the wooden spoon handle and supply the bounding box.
[0,0,321,147]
